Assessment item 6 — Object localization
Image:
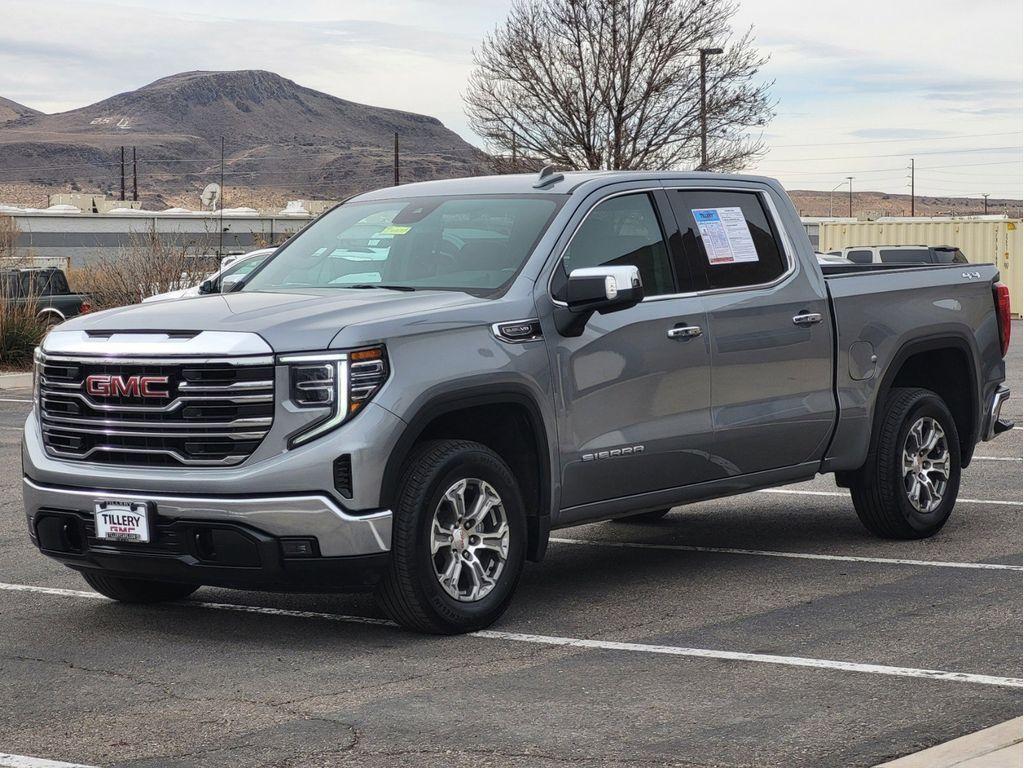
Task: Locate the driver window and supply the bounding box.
[559,193,675,297]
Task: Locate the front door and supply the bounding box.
[541,191,716,511]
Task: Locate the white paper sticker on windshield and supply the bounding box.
[691,207,759,265]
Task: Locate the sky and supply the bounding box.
[0,0,1021,199]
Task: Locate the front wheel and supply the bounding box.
[80,571,199,603]
[375,440,527,634]
[850,387,961,539]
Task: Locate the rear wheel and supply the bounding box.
[376,439,526,634]
[80,571,199,603]
[850,387,961,539]
[610,508,672,523]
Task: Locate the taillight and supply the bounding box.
[993,282,1011,357]
[79,300,92,314]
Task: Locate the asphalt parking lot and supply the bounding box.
[0,324,1020,768]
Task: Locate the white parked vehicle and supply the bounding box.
[143,248,275,303]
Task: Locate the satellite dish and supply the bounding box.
[201,183,221,210]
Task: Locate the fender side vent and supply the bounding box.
[333,454,353,498]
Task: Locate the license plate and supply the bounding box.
[94,499,151,543]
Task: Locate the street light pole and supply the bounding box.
[982,193,990,214]
[699,47,724,171]
[829,181,844,217]
[847,176,854,218]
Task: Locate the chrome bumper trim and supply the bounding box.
[23,477,392,557]
[983,385,1011,441]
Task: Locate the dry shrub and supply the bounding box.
[71,234,219,310]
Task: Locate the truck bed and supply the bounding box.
[821,261,1002,471]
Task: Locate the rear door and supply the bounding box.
[543,190,715,511]
[667,187,835,476]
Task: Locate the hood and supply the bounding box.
[61,288,482,352]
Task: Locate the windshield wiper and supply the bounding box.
[344,284,417,292]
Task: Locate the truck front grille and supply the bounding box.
[38,354,275,467]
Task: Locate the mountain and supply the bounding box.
[0,70,490,202]
[787,189,1022,218]
[0,96,41,124]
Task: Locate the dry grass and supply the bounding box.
[70,234,218,310]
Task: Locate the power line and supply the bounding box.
[768,130,1023,149]
[765,145,1022,163]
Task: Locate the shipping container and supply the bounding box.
[819,218,1023,316]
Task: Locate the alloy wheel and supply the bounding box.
[901,416,950,514]
[430,478,510,602]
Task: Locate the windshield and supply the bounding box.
[242,194,563,295]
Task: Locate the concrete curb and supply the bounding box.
[876,718,1022,767]
[0,372,32,390]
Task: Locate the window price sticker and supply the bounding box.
[691,207,759,265]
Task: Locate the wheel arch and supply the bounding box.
[381,384,553,562]
[870,334,980,469]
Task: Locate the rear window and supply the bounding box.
[932,248,968,264]
[880,248,931,264]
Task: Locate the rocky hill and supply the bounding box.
[0,96,41,124]
[0,70,490,203]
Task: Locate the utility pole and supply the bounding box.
[698,47,724,171]
[218,136,225,259]
[393,132,399,186]
[847,176,854,218]
[132,147,138,202]
[982,193,990,214]
[909,158,915,217]
[511,133,517,170]
[119,146,125,201]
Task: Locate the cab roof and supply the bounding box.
[350,169,781,201]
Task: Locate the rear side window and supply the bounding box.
[670,190,787,290]
[847,249,873,264]
[558,193,676,297]
[880,248,931,263]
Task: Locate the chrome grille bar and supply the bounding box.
[38,352,275,468]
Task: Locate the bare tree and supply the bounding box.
[465,0,773,172]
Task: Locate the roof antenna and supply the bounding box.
[533,165,565,189]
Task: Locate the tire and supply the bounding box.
[850,387,961,539]
[610,508,672,523]
[80,571,199,603]
[375,439,527,634]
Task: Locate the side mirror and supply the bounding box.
[566,266,644,314]
[555,265,644,336]
[198,278,218,295]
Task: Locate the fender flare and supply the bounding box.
[380,383,553,561]
[871,332,980,461]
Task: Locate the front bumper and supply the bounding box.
[23,477,393,590]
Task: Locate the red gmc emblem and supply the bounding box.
[85,374,170,399]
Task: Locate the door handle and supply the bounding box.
[667,325,703,339]
[792,312,823,326]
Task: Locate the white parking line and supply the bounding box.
[0,581,1020,689]
[0,398,32,403]
[0,754,99,768]
[760,489,1023,506]
[973,456,1022,461]
[550,537,1023,571]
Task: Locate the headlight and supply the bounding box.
[279,346,389,447]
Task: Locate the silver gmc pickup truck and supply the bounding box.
[22,170,1014,633]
